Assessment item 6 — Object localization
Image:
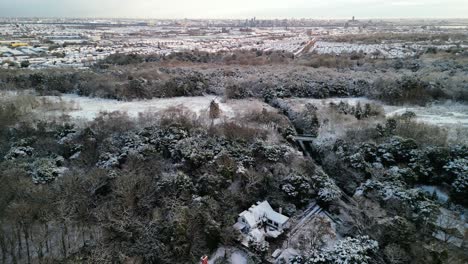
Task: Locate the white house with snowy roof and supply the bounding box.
[233,201,290,246]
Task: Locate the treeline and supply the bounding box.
[1,47,467,105]
[370,76,468,105]
[2,67,466,105]
[324,32,468,44]
[0,69,212,100]
[96,49,295,67]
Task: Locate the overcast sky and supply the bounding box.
[1,0,467,19]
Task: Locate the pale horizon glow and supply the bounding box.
[1,0,468,19]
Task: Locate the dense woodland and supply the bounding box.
[0,45,467,263]
[1,48,467,104]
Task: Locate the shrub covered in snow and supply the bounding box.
[347,152,367,169]
[282,173,312,204]
[96,131,155,168]
[277,151,341,204]
[253,141,289,162]
[3,137,36,160]
[174,135,225,168]
[55,123,77,141]
[4,146,34,160]
[384,166,418,185]
[355,179,438,222]
[337,136,466,189]
[311,171,342,203]
[376,119,397,137]
[289,235,378,264]
[31,158,63,184]
[328,235,378,264]
[94,122,295,173]
[407,149,434,180]
[445,158,468,205]
[444,158,468,178]
[341,137,418,171]
[329,101,380,120]
[292,104,321,137]
[356,180,413,202]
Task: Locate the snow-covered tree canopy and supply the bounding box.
[290,235,378,264]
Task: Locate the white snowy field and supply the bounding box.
[285,97,468,128]
[4,90,467,128]
[40,94,278,121]
[310,41,464,58]
[311,41,415,58]
[42,94,234,120]
[384,102,468,128]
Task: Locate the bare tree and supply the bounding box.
[294,216,335,255]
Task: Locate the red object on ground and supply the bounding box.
[201,255,208,264]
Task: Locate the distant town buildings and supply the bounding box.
[0,17,466,69]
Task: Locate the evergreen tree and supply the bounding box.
[355,102,363,120]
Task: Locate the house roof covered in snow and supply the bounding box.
[233,222,246,231]
[239,210,257,227]
[239,201,289,227]
[266,209,289,225]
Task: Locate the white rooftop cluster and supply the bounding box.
[233,201,290,248]
[1,19,466,69]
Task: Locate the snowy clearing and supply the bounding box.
[42,94,234,120]
[285,97,468,128]
[4,91,467,128]
[39,94,279,122]
[310,41,464,58]
[384,102,468,128]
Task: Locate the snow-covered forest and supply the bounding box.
[0,46,467,264]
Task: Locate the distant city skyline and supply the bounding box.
[1,0,468,19]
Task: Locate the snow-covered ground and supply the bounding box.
[40,94,280,122]
[285,97,375,111]
[6,91,468,129]
[384,101,468,128]
[312,41,414,58]
[42,94,234,120]
[284,97,468,128]
[208,247,249,264]
[230,252,248,264]
[310,41,465,58]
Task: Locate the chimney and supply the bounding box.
[278,207,283,214]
